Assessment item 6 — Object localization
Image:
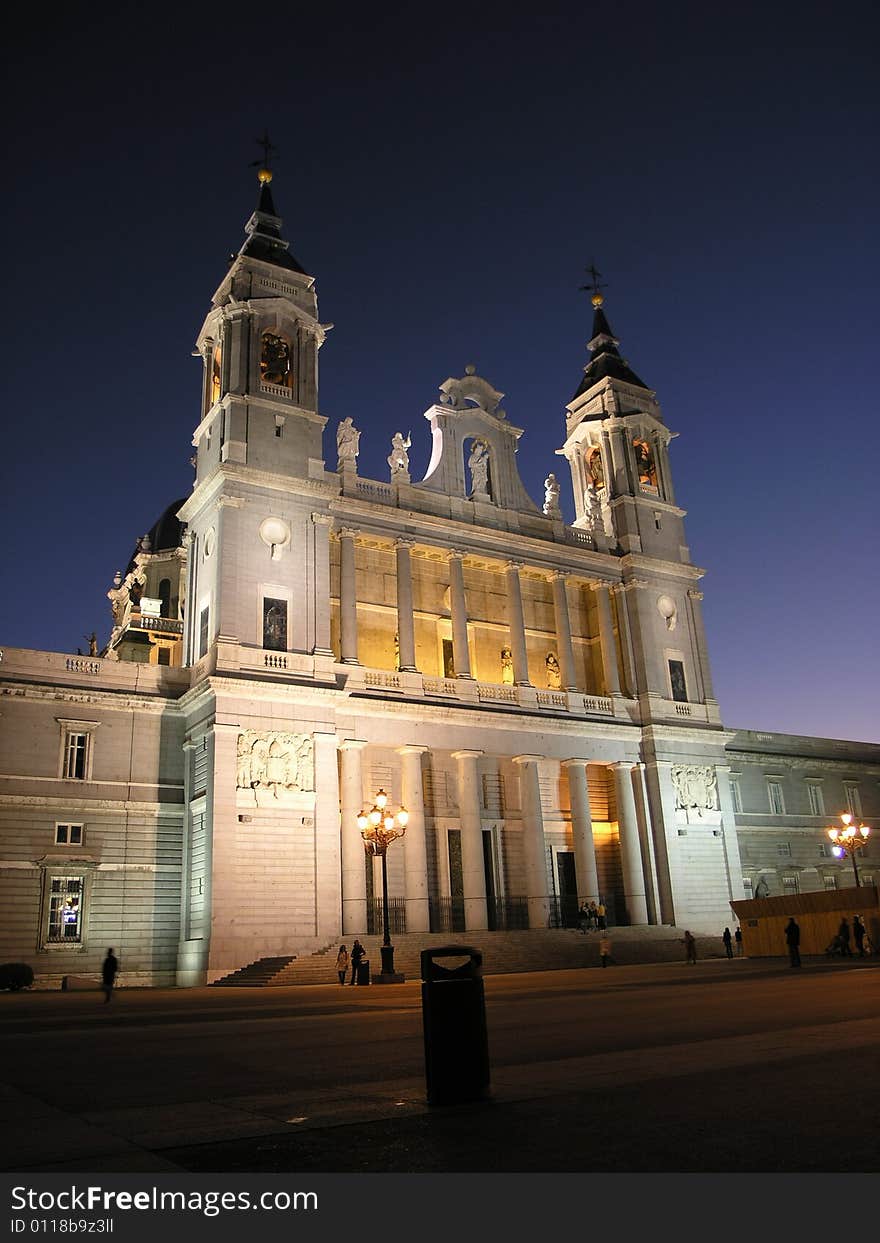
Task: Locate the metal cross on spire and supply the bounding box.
[579,262,608,306]
[250,129,279,178]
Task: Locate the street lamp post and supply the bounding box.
[358,788,408,982]
[827,813,871,887]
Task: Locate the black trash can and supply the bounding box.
[356,958,370,986]
[420,945,490,1106]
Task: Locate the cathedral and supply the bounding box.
[1,168,877,986]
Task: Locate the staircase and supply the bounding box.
[209,927,725,987]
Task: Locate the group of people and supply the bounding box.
[578,900,607,933]
[335,940,369,985]
[721,926,743,958]
[826,914,871,958]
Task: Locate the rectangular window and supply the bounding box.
[442,638,455,678]
[64,732,87,779]
[262,597,288,651]
[198,606,210,659]
[782,875,799,896]
[776,842,792,857]
[767,780,785,815]
[807,784,824,816]
[668,659,688,703]
[742,877,753,898]
[824,874,839,890]
[55,824,83,845]
[844,785,862,817]
[47,876,83,943]
[730,779,742,813]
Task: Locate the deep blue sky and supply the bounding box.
[2,2,877,742]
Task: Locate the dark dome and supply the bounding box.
[124,499,187,575]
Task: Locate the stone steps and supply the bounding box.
[210,927,727,987]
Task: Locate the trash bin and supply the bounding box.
[420,945,490,1106]
[356,957,370,985]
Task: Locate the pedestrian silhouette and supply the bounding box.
[599,936,612,967]
[784,917,801,968]
[853,915,866,957]
[734,926,743,955]
[722,927,733,959]
[349,939,365,985]
[101,948,119,1002]
[837,918,853,957]
[683,930,697,964]
[335,943,349,985]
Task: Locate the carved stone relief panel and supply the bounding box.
[671,764,719,815]
[236,731,314,797]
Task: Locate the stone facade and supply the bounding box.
[0,175,876,986]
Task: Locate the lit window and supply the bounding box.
[47,876,83,943]
[55,824,83,846]
[807,784,824,816]
[767,780,785,815]
[58,720,99,781]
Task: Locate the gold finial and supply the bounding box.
[591,292,604,308]
[257,167,273,184]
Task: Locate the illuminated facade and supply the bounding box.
[0,174,876,985]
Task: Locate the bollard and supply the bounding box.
[420,945,490,1106]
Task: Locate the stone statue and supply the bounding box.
[546,652,561,689]
[500,646,514,685]
[587,448,605,489]
[543,473,561,517]
[336,417,360,467]
[84,633,98,657]
[468,439,490,499]
[583,481,604,532]
[387,430,412,476]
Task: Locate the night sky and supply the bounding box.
[2,2,877,742]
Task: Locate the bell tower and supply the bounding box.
[178,151,335,667]
[559,273,720,726]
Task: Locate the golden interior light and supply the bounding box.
[257,167,273,184]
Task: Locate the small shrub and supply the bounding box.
[0,962,34,991]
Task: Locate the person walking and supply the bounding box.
[853,915,866,957]
[335,944,349,985]
[722,927,733,959]
[837,918,853,957]
[784,917,801,968]
[349,938,365,984]
[596,900,607,931]
[734,926,743,956]
[599,935,612,967]
[578,902,590,934]
[101,948,119,1003]
[683,930,697,964]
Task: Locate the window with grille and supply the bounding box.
[824,874,839,890]
[844,784,862,817]
[192,737,209,798]
[782,875,799,896]
[55,824,83,846]
[767,781,785,815]
[47,877,83,943]
[742,877,753,898]
[807,784,824,816]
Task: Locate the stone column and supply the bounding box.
[513,755,548,928]
[453,750,487,930]
[395,539,418,672]
[506,562,531,686]
[633,762,662,924]
[595,583,622,696]
[339,528,359,664]
[612,584,637,699]
[448,552,473,678]
[339,739,368,934]
[551,572,577,690]
[398,745,430,932]
[561,759,599,904]
[312,732,340,941]
[310,513,334,655]
[612,761,649,924]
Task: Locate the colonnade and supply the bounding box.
[336,530,623,695]
[338,743,651,935]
